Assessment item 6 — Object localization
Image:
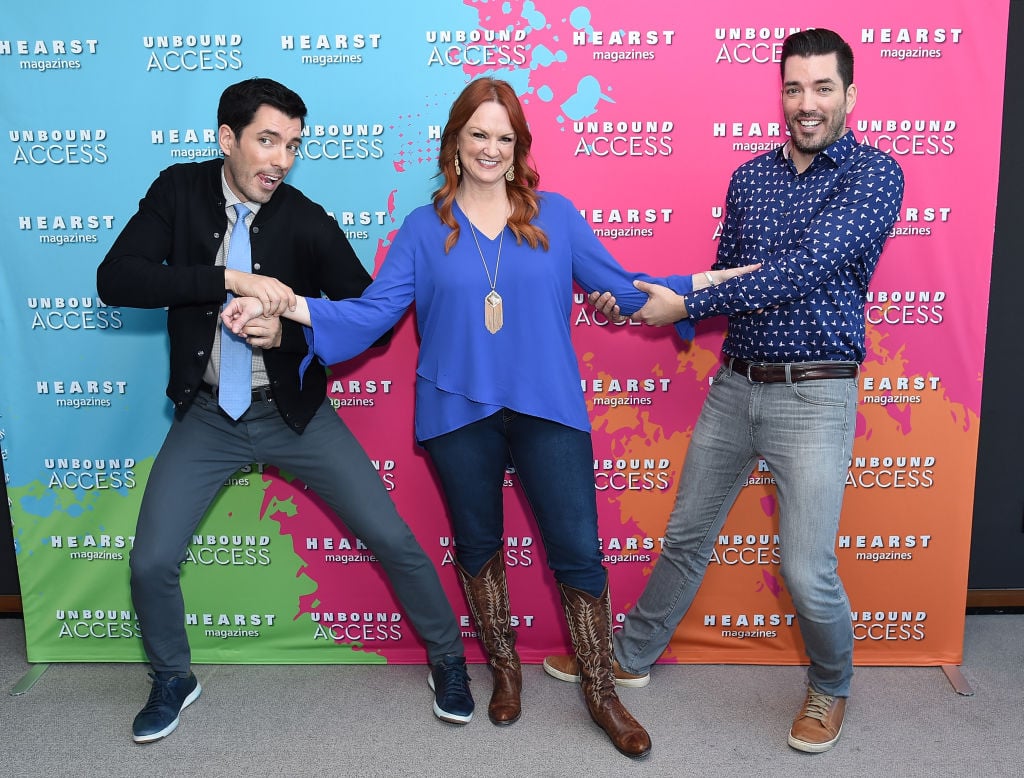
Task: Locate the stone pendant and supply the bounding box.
[485,290,503,334]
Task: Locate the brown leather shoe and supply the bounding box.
[543,654,650,687]
[788,688,846,753]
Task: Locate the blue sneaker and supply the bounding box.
[428,655,474,724]
[132,672,202,743]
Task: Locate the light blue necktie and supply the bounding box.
[219,203,252,419]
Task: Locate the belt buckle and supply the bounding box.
[729,358,758,382]
[742,360,766,382]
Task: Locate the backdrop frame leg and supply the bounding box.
[941,664,974,696]
[10,663,49,695]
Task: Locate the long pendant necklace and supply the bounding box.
[467,219,505,334]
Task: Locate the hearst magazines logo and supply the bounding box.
[281,32,382,67]
[460,613,535,639]
[861,27,962,61]
[187,611,276,640]
[599,534,662,566]
[9,128,108,165]
[712,118,784,155]
[327,377,393,409]
[306,535,377,565]
[839,534,931,564]
[424,28,528,67]
[578,204,673,240]
[0,37,99,72]
[150,126,221,161]
[142,33,243,72]
[583,375,672,409]
[888,206,952,239]
[704,611,797,640]
[37,377,127,410]
[19,213,116,246]
[860,372,943,408]
[572,25,675,63]
[325,207,391,242]
[49,533,133,563]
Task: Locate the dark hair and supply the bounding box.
[433,77,548,253]
[217,78,307,140]
[781,28,854,89]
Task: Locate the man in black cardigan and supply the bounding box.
[97,78,474,743]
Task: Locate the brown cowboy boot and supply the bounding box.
[455,551,522,725]
[558,580,652,759]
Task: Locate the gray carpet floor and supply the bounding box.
[1,614,1021,777]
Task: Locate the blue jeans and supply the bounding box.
[614,363,858,697]
[422,410,607,596]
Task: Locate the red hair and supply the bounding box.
[433,77,548,253]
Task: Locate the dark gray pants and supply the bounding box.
[129,389,461,673]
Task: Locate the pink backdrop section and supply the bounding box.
[285,1,1008,666]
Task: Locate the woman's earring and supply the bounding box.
[505,164,515,182]
[454,153,461,177]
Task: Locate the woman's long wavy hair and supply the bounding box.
[433,77,548,253]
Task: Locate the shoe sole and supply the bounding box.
[489,709,521,726]
[617,744,652,760]
[132,681,202,744]
[787,726,842,754]
[426,672,473,724]
[542,658,651,688]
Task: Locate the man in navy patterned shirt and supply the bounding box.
[545,28,904,754]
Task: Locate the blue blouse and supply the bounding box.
[301,191,694,441]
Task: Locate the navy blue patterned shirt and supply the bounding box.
[686,130,904,363]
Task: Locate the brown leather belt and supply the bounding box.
[728,357,858,383]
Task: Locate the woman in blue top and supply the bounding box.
[224,78,755,758]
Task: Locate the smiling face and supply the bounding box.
[782,52,857,171]
[219,104,302,204]
[456,101,516,190]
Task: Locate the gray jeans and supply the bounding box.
[614,364,858,696]
[129,390,462,673]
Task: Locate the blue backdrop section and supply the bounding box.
[2,3,479,500]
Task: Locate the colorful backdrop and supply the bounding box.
[1,0,1008,667]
